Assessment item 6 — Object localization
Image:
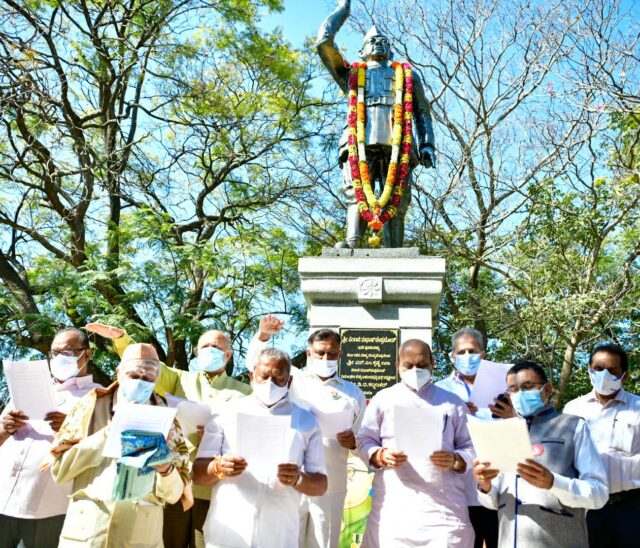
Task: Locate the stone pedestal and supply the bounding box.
[298,248,445,345]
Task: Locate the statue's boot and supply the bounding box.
[335,205,366,249]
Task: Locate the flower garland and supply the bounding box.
[346,61,413,246]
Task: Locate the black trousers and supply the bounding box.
[469,505,498,548]
[162,498,210,548]
[587,494,640,548]
[0,514,65,548]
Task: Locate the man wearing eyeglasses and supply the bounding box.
[0,328,101,548]
[473,361,609,547]
[564,343,640,548]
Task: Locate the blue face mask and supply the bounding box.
[454,353,482,376]
[190,346,226,373]
[511,388,546,417]
[120,377,155,404]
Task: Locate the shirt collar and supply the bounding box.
[55,374,94,391]
[303,370,343,386]
[447,370,472,397]
[400,380,433,395]
[614,388,628,403]
[201,370,228,387]
[586,388,627,406]
[451,370,467,384]
[523,404,555,422]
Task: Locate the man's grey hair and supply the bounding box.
[257,347,291,373]
[451,328,485,352]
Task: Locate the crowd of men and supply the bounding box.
[0,319,637,548]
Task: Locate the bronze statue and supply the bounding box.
[317,0,436,248]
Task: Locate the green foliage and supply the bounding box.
[428,114,640,402]
[1,0,638,412]
[0,0,325,387]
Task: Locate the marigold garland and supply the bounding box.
[346,61,413,246]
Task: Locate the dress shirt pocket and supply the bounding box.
[539,505,574,518]
[611,412,639,454]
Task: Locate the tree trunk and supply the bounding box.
[554,335,580,406]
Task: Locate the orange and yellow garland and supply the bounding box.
[347,61,414,246]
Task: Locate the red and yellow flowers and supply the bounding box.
[346,61,413,246]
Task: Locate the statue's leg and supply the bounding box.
[383,168,412,248]
[337,162,366,248]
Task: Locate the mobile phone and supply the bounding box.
[491,393,510,419]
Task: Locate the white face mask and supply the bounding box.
[400,368,432,391]
[589,368,625,396]
[307,357,338,378]
[50,353,83,381]
[252,378,289,406]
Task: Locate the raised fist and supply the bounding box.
[85,323,126,340]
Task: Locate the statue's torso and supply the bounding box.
[364,63,395,146]
[337,61,420,162]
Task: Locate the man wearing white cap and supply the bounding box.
[85,322,251,548]
[49,343,191,547]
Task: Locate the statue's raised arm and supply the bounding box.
[316,0,351,93]
[316,0,437,248]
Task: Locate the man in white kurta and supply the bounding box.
[356,339,474,547]
[252,319,367,548]
[194,348,327,548]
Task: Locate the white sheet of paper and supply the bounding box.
[4,360,57,420]
[469,360,513,409]
[467,416,533,473]
[393,405,443,459]
[314,408,353,439]
[235,413,289,473]
[176,401,211,434]
[103,403,177,458]
[164,393,188,408]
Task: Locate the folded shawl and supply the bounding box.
[47,381,193,509]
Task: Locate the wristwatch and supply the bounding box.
[451,453,463,471]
